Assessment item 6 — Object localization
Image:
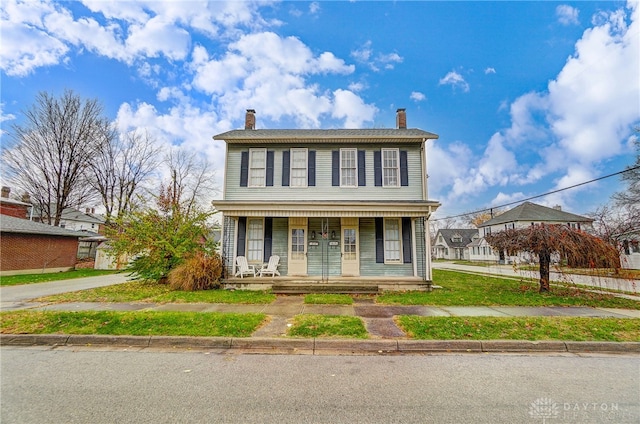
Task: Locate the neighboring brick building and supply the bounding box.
[0,186,31,219]
[0,214,85,275]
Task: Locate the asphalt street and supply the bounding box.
[1,346,638,424]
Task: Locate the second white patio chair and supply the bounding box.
[259,255,280,277]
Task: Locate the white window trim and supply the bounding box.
[290,148,308,188]
[382,148,400,187]
[383,218,402,264]
[248,148,266,188]
[340,148,357,188]
[246,218,264,264]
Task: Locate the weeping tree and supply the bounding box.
[486,224,620,293]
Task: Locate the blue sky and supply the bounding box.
[1,1,638,220]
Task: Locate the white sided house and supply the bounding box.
[432,229,479,260]
[213,109,440,292]
[477,202,594,264]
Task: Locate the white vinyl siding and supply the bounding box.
[384,218,402,263]
[224,145,425,202]
[340,148,357,187]
[246,218,264,262]
[290,148,308,187]
[382,148,399,187]
[249,149,266,187]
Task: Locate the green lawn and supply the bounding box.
[304,294,354,305]
[397,316,640,342]
[0,310,266,338]
[34,281,276,304]
[288,315,368,338]
[376,269,640,309]
[1,269,119,286]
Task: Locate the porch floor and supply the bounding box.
[223,276,432,294]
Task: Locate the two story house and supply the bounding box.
[212,109,440,291]
[477,201,594,263]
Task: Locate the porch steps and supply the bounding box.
[271,283,379,295]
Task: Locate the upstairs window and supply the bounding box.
[382,148,399,187]
[248,149,266,187]
[340,148,357,187]
[290,148,308,187]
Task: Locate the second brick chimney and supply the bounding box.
[396,108,407,129]
[245,109,256,130]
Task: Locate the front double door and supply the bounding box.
[299,217,360,279]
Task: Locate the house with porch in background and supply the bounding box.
[212,109,440,292]
[432,229,479,260]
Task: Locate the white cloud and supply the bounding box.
[439,70,470,92]
[351,41,403,71]
[485,67,496,74]
[410,92,426,102]
[556,5,580,26]
[0,0,271,76]
[190,31,365,128]
[309,2,321,15]
[331,89,378,128]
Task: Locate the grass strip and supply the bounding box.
[33,281,172,303]
[288,314,367,338]
[377,269,640,309]
[34,282,275,304]
[396,316,640,342]
[1,270,119,287]
[0,310,266,338]
[304,294,353,305]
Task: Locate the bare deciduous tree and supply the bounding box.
[163,148,217,216]
[2,90,109,225]
[89,128,161,223]
[486,224,620,293]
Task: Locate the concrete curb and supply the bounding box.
[2,334,639,354]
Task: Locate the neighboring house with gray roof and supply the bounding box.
[0,214,87,275]
[213,108,440,291]
[476,201,594,264]
[432,229,479,260]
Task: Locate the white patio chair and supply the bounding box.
[234,256,256,278]
[259,255,280,277]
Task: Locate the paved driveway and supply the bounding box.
[1,274,130,311]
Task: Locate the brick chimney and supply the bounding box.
[21,193,31,203]
[245,109,256,130]
[396,108,407,129]
[1,186,10,198]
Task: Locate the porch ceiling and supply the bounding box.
[212,200,440,218]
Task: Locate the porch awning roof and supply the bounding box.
[211,200,440,218]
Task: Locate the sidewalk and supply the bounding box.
[2,274,639,354]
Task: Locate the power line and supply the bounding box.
[432,165,640,222]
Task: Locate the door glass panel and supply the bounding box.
[343,228,356,260]
[291,228,305,260]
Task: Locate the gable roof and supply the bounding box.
[478,202,593,227]
[0,215,87,237]
[436,228,479,248]
[213,128,438,143]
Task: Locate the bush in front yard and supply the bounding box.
[168,253,223,291]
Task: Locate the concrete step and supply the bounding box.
[272,284,379,294]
